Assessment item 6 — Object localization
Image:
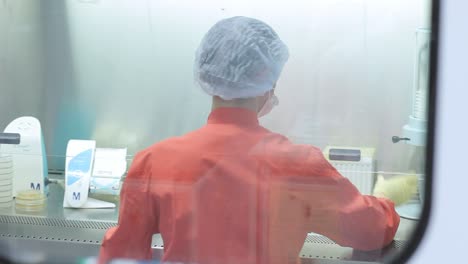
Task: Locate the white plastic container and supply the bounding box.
[0,179,12,186]
[0,162,12,169]
[0,184,12,192]
[0,155,14,202]
[0,155,12,170]
[0,172,13,180]
[0,190,12,198]
[0,167,13,174]
[0,196,12,203]
[0,154,12,162]
[0,201,12,208]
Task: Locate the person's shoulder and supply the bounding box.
[140,129,204,157]
[129,146,153,172]
[251,131,333,175]
[128,136,184,172]
[142,136,185,155]
[255,130,321,153]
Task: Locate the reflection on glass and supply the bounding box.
[0,1,433,264]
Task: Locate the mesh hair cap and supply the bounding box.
[194,16,289,100]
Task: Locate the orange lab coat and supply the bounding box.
[98,107,399,264]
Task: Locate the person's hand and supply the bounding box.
[373,174,418,206]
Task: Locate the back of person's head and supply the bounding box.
[194,16,289,100]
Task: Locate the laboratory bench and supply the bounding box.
[0,175,418,264]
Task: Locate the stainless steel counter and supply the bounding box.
[0,175,418,264]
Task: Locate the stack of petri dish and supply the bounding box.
[15,189,47,212]
[0,154,13,208]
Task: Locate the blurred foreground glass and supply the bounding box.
[0,0,435,263]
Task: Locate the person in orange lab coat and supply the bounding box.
[98,16,405,264]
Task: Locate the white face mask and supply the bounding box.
[258,94,279,118]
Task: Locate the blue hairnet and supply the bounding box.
[194,16,289,100]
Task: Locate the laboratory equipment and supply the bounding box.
[63,140,116,209]
[89,148,127,196]
[323,146,376,195]
[393,28,431,220]
[0,133,20,145]
[402,29,431,146]
[15,189,47,212]
[1,117,48,197]
[0,154,13,208]
[390,0,432,220]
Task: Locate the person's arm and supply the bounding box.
[296,147,400,251]
[261,136,400,251]
[310,175,400,251]
[98,151,159,264]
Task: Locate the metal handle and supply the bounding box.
[392,136,411,143]
[0,133,21,145]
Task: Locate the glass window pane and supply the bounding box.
[0,0,435,263]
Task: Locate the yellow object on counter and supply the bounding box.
[15,189,46,212]
[16,189,45,200]
[373,174,419,206]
